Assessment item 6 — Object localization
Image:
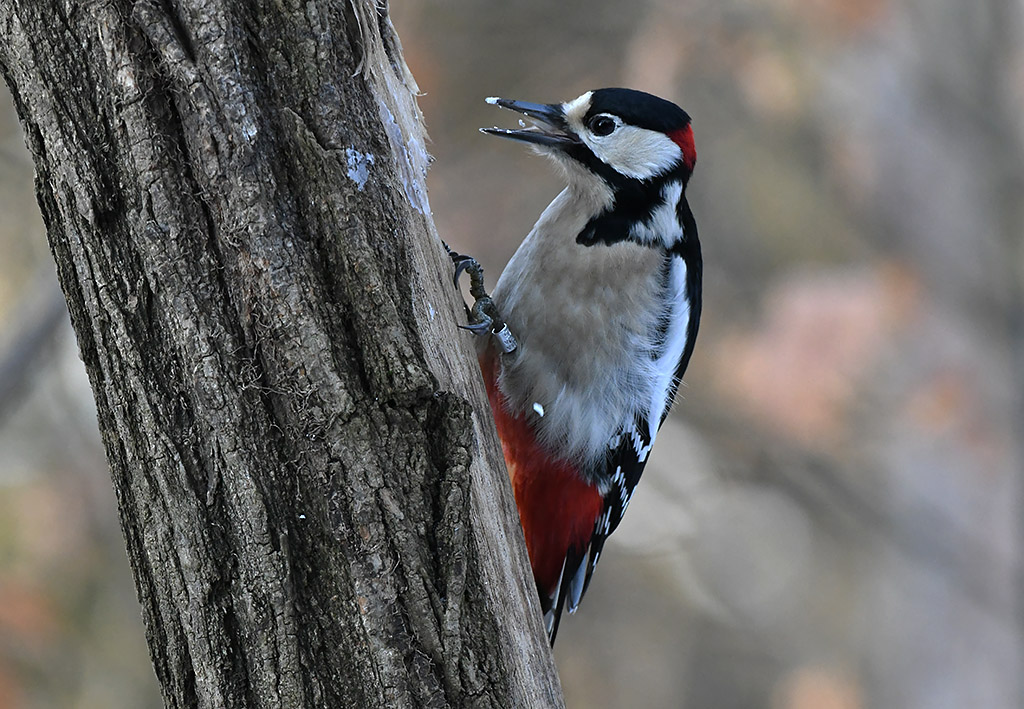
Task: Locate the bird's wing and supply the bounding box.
[547,414,655,641]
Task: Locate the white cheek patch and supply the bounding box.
[584,126,683,180]
[560,92,683,180]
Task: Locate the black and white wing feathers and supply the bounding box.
[559,239,702,628]
[547,416,653,641]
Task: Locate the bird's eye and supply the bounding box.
[588,115,616,137]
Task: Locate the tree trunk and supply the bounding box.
[0,1,563,707]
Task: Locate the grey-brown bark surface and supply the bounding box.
[0,1,563,707]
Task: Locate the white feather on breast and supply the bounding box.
[489,184,689,473]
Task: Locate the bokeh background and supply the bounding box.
[1,0,1022,706]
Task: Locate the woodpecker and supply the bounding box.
[456,88,701,641]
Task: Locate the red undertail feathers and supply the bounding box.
[479,350,603,639]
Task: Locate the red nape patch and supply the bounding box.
[669,125,697,172]
[479,350,603,599]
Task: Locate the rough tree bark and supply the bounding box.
[0,1,564,707]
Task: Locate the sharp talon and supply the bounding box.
[459,321,493,336]
[446,247,513,344]
[453,256,479,288]
[464,297,495,335]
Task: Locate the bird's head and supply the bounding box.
[481,88,695,188]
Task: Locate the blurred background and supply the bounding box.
[1,0,1022,706]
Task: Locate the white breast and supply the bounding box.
[490,186,689,470]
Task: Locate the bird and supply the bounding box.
[454,88,701,642]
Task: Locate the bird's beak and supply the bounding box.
[480,97,579,148]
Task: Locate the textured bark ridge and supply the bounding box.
[0,1,563,707]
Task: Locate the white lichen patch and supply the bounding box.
[345,148,375,191]
[378,99,430,213]
[348,0,435,218]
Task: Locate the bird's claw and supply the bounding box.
[444,243,518,353]
[459,320,494,336]
[461,295,497,335]
[452,255,479,290]
[449,251,488,302]
[444,241,480,288]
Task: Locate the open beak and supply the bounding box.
[480,97,579,148]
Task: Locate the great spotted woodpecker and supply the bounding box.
[454,88,701,641]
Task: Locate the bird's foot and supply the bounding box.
[445,243,518,353]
